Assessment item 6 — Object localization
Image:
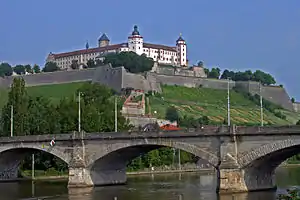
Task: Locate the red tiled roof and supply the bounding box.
[53,43,127,59]
[52,42,177,59]
[143,43,176,52]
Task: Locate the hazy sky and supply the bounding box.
[0,0,299,99]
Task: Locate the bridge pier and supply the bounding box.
[218,168,277,193]
[68,167,93,188]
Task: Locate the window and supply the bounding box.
[183,53,185,56]
[139,47,140,49]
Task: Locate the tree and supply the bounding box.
[78,82,129,132]
[252,70,276,85]
[1,78,29,136]
[33,64,41,73]
[297,120,300,125]
[204,68,209,76]
[0,63,13,77]
[24,64,32,74]
[87,59,96,68]
[70,60,79,70]
[220,69,235,79]
[13,65,25,75]
[103,52,154,73]
[26,96,60,135]
[208,67,221,79]
[165,106,179,122]
[43,62,59,72]
[291,98,296,103]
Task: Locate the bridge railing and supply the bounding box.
[236,125,300,134]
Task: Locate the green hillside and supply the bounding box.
[147,85,299,125]
[0,82,299,125]
[0,82,85,108]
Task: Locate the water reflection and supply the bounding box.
[1,168,300,200]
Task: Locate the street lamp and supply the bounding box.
[227,78,231,126]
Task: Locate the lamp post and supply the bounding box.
[115,96,118,132]
[10,105,13,137]
[78,91,81,132]
[227,78,231,126]
[259,82,264,126]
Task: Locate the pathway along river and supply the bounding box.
[2,167,300,200]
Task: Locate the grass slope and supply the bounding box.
[0,82,86,108]
[148,85,298,125]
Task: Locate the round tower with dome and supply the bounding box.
[98,33,110,47]
[128,25,144,55]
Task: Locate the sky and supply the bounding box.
[0,0,299,100]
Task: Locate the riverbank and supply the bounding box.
[19,167,214,181]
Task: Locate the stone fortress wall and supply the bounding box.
[0,64,295,111]
[293,102,300,112]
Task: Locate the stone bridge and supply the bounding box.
[0,125,300,193]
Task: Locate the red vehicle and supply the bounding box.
[160,124,181,131]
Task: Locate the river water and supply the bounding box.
[2,167,300,200]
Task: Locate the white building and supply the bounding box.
[46,25,188,69]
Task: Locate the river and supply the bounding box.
[1,167,300,200]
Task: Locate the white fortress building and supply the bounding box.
[46,25,188,69]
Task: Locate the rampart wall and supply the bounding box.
[0,68,96,88]
[293,102,300,113]
[0,64,294,111]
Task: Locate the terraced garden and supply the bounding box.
[148,85,299,125]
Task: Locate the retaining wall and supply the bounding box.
[293,103,300,113]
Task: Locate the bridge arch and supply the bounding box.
[86,140,218,186]
[236,138,300,191]
[0,144,70,180]
[88,140,219,168]
[238,138,300,169]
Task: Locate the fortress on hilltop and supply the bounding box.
[0,25,297,113]
[46,25,188,69]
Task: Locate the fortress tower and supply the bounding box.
[128,25,144,55]
[176,34,187,66]
[98,33,110,47]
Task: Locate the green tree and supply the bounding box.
[291,98,296,103]
[252,70,276,85]
[24,64,32,73]
[13,65,26,75]
[33,64,41,73]
[220,69,234,79]
[297,120,300,125]
[78,82,129,132]
[165,106,179,122]
[70,60,79,70]
[43,62,59,72]
[208,67,221,79]
[204,68,209,76]
[0,63,13,77]
[87,59,96,68]
[26,96,60,135]
[1,78,29,136]
[103,52,154,73]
